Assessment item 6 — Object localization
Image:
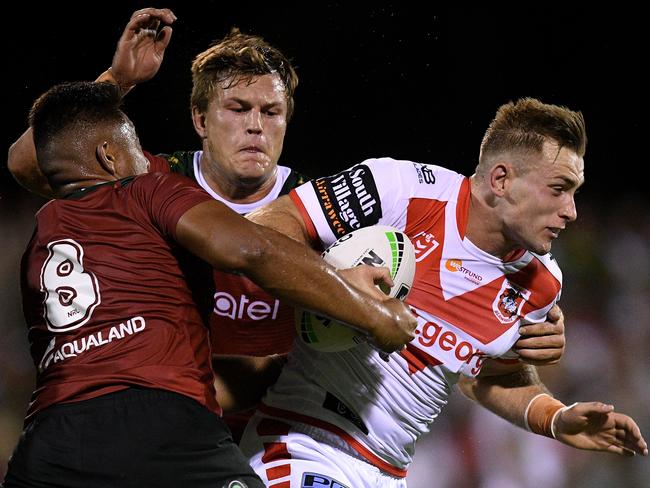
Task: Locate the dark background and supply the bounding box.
[3,3,646,199]
[2,4,648,487]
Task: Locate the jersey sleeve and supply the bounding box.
[290,157,452,247]
[130,172,213,239]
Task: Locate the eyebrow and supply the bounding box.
[553,175,583,188]
[225,97,284,109]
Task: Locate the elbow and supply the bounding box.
[225,227,271,272]
[7,142,23,179]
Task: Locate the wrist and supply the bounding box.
[524,393,565,438]
[550,402,578,439]
[95,68,135,96]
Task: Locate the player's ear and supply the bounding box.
[191,106,208,139]
[96,141,117,176]
[488,162,509,197]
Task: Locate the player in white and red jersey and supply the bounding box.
[240,98,647,487]
[4,81,417,487]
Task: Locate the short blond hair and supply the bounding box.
[477,98,586,175]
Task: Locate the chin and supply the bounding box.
[533,242,553,255]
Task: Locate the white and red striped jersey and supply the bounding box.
[255,158,562,476]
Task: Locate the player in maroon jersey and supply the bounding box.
[2,81,416,487]
[7,7,568,442]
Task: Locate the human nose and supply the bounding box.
[246,109,263,134]
[560,196,577,222]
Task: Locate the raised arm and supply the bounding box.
[7,8,176,197]
[176,199,417,353]
[459,363,648,457]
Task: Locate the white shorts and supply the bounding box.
[240,412,408,488]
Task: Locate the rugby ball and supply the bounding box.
[296,225,416,352]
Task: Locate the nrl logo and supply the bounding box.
[492,280,530,325]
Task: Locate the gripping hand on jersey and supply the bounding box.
[554,402,648,456]
[108,8,176,92]
[513,304,565,365]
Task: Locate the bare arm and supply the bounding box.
[459,362,648,456]
[246,194,311,244]
[176,200,416,353]
[7,8,175,197]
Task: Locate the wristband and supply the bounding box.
[550,402,578,439]
[524,393,565,438]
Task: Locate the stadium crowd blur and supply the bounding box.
[2,4,648,487]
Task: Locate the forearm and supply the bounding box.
[177,200,412,351]
[238,221,398,337]
[95,67,135,96]
[459,364,552,429]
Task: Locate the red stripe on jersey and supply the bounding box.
[262,442,292,463]
[257,417,292,436]
[455,177,471,239]
[290,190,319,245]
[266,464,291,480]
[400,343,442,374]
[258,404,408,478]
[269,482,291,488]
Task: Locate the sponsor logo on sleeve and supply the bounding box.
[311,165,382,236]
[413,163,436,184]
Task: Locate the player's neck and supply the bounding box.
[200,161,278,205]
[466,178,518,260]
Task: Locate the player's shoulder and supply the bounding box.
[529,251,563,282]
[129,171,200,195]
[148,150,198,178]
[361,156,461,183]
[278,164,310,194]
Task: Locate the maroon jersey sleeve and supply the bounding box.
[145,151,172,173]
[129,172,213,240]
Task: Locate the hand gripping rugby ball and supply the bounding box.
[296,225,416,352]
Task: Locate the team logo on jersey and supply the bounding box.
[492,280,531,325]
[312,164,382,236]
[301,472,350,488]
[413,163,436,184]
[412,231,440,262]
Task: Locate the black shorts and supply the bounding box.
[2,388,263,488]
